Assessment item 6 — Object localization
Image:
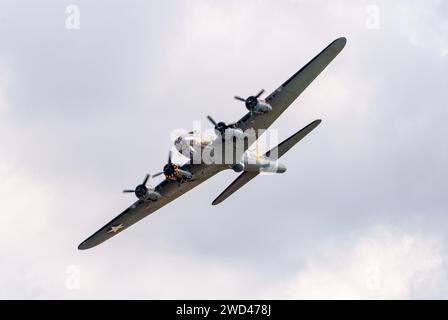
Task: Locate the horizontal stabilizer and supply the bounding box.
[265,119,321,159]
[212,172,259,206]
[212,120,322,205]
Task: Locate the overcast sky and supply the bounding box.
[0,0,447,299]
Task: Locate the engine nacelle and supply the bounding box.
[232,163,245,172]
[146,191,161,201]
[136,186,161,201]
[165,164,193,182]
[236,90,272,115]
[178,169,193,180]
[251,101,272,114]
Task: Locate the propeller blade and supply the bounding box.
[152,172,164,177]
[234,96,246,102]
[123,189,135,193]
[142,174,150,185]
[206,115,217,126]
[255,89,265,99]
[168,150,172,165]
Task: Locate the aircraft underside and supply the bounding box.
[78,37,347,250]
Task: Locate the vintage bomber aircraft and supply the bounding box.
[78,37,346,250]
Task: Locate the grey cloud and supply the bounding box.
[0,0,447,298]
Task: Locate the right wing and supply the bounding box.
[212,119,322,205]
[235,37,346,134]
[213,39,347,206]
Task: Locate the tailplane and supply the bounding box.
[212,119,322,205]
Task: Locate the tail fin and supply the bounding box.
[212,120,322,205]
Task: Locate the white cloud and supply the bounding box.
[281,226,445,299]
[0,0,447,299]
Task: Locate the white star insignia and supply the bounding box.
[107,223,125,234]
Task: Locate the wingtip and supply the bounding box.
[308,119,322,129]
[334,37,347,49]
[77,242,88,250]
[77,239,95,250]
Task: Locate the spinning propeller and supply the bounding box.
[234,89,265,114]
[123,174,152,199]
[152,151,180,180]
[206,115,230,136]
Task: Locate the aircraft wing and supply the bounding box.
[235,37,346,133]
[78,199,160,250]
[78,165,225,250]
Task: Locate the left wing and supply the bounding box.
[78,164,224,250]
